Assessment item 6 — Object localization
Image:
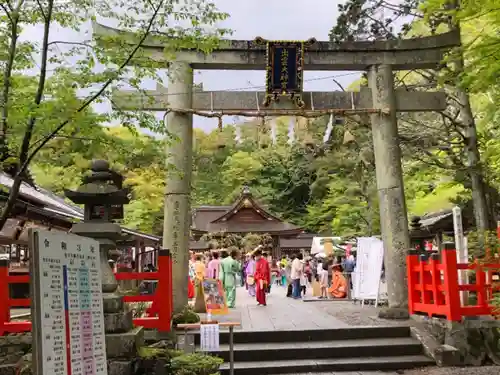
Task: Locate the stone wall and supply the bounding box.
[0,333,32,364]
[0,333,32,375]
[412,316,500,366]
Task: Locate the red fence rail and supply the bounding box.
[0,249,172,336]
[407,245,500,321]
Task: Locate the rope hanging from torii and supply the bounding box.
[164,107,387,130]
[165,37,387,130]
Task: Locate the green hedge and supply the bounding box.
[171,353,223,375]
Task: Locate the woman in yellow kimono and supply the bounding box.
[328,263,347,298]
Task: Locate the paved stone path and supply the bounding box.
[200,284,348,331]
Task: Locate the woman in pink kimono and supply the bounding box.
[245,255,256,297]
[207,252,221,279]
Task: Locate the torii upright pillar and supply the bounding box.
[163,61,193,312]
[368,64,410,319]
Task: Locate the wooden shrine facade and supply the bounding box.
[189,186,313,257]
[0,172,160,275]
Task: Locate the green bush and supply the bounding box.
[170,353,223,375]
[172,305,200,327]
[138,346,183,359]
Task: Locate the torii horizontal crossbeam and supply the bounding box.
[93,23,461,71]
[112,88,447,112]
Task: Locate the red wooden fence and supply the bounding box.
[407,244,500,321]
[0,249,172,336]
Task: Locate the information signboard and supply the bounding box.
[199,323,220,352]
[30,229,107,375]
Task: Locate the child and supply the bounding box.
[319,263,329,299]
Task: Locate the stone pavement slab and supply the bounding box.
[199,284,348,331]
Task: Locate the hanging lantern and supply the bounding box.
[302,118,314,147]
[259,117,271,148]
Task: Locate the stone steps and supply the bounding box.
[192,325,434,375]
[194,325,412,344]
[218,355,434,375]
[214,337,422,362]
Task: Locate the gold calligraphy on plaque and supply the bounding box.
[280,48,289,94]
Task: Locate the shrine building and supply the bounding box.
[189,186,315,257]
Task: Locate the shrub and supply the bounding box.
[170,353,223,375]
[172,305,200,327]
[138,347,183,359]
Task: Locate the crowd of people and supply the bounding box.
[188,248,271,308]
[187,248,357,308]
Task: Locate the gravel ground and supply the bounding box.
[312,300,410,326]
[276,368,498,375]
[402,366,499,375]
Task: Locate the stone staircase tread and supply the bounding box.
[212,337,420,351]
[191,325,410,334]
[219,355,434,370]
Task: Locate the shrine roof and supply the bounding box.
[279,237,314,249]
[191,186,302,234]
[205,220,301,234]
[0,172,160,243]
[409,204,475,239]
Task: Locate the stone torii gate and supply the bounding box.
[94,23,460,316]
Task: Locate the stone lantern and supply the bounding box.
[64,159,130,294]
[64,160,142,372]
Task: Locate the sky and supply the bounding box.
[22,0,362,133]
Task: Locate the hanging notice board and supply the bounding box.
[30,229,107,375]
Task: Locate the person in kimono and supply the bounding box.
[254,249,271,306]
[188,252,196,299]
[245,254,256,297]
[207,251,221,279]
[194,255,206,283]
[328,263,348,298]
[219,249,241,308]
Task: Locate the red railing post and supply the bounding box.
[156,249,172,332]
[441,244,462,321]
[474,260,488,311]
[406,251,419,315]
[429,253,445,306]
[0,259,9,336]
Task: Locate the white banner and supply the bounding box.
[353,237,385,300]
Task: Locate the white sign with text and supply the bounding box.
[30,229,107,375]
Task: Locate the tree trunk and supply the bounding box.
[451,22,490,231]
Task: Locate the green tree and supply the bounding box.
[221,150,263,200]
[0,0,229,230]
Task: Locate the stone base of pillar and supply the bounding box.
[104,310,134,333]
[103,292,145,362]
[107,360,136,375]
[378,307,410,320]
[103,293,124,313]
[105,326,145,358]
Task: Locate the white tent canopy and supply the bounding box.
[310,237,342,255]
